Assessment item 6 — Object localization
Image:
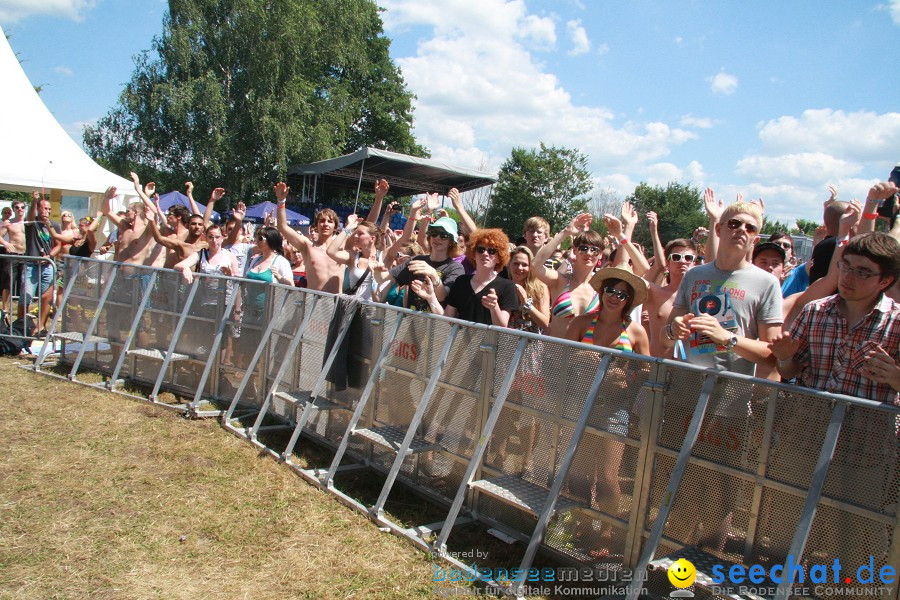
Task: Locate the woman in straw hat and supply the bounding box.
[565,266,649,354]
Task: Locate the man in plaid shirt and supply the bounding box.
[770,232,900,403]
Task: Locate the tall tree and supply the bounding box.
[84,0,425,204]
[485,143,592,238]
[626,182,706,248]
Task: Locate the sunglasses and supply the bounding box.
[669,253,696,263]
[726,218,759,234]
[773,241,792,250]
[475,246,498,256]
[428,231,451,240]
[603,286,629,301]
[577,245,601,255]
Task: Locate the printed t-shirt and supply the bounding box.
[390,255,464,312]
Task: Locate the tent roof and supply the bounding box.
[287,147,497,197]
[0,25,134,198]
[158,191,221,220]
[243,201,309,226]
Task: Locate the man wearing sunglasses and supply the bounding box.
[374,215,464,312]
[644,238,697,358]
[770,232,900,403]
[663,201,782,376]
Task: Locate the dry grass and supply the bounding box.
[0,355,475,599]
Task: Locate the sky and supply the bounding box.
[2,0,899,226]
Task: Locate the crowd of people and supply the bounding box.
[1,168,899,405]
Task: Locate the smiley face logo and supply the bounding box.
[667,558,696,588]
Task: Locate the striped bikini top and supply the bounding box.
[551,281,600,319]
[580,317,633,352]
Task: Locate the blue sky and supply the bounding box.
[2,0,899,225]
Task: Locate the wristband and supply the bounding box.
[862,212,878,220]
[838,235,850,248]
[665,322,676,341]
[277,200,286,207]
[620,237,629,245]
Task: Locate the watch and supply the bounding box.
[725,334,738,350]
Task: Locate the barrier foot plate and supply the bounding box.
[353,425,439,455]
[469,474,582,517]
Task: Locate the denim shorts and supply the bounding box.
[23,262,54,306]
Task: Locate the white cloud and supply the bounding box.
[888,0,900,25]
[708,71,738,96]
[381,0,695,175]
[519,14,556,50]
[63,118,95,144]
[54,65,73,76]
[566,19,590,56]
[0,0,96,23]
[673,36,684,47]
[680,115,715,129]
[756,109,900,162]
[736,152,863,185]
[595,43,610,56]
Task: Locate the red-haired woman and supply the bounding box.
[411,228,517,326]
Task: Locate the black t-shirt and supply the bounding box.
[390,254,464,312]
[25,220,60,257]
[445,274,518,325]
[808,236,836,284]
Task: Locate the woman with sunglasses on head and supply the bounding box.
[507,246,550,333]
[411,229,517,326]
[326,214,378,300]
[533,213,604,338]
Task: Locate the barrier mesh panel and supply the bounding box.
[766,389,832,490]
[62,260,118,370]
[215,278,270,408]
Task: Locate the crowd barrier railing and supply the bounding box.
[32,256,900,600]
[0,253,58,343]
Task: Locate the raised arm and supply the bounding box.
[620,200,638,241]
[274,182,310,250]
[130,172,159,217]
[365,179,389,224]
[206,187,224,229]
[604,214,650,274]
[27,190,39,221]
[859,181,897,235]
[383,197,425,267]
[643,211,665,283]
[146,217,182,250]
[533,213,591,284]
[100,186,123,228]
[703,187,722,263]
[224,202,245,247]
[326,214,357,265]
[185,181,200,217]
[449,188,478,237]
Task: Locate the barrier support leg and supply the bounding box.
[68,267,118,381]
[106,272,158,391]
[510,354,613,600]
[34,257,84,370]
[248,294,318,440]
[188,281,242,413]
[281,296,360,461]
[773,401,847,600]
[370,324,460,521]
[149,278,200,403]
[624,373,718,600]
[222,292,293,423]
[433,337,527,554]
[321,312,405,487]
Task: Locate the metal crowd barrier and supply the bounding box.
[31,256,900,600]
[0,253,58,343]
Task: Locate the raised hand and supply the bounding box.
[411,196,427,215]
[104,186,117,200]
[144,181,156,196]
[565,213,593,235]
[425,192,441,211]
[374,178,390,198]
[449,188,461,206]
[210,187,225,202]
[273,182,289,202]
[826,184,839,206]
[750,197,765,214]
[866,181,898,205]
[838,199,862,237]
[620,201,638,231]
[646,211,658,232]
[232,201,246,221]
[603,214,624,239]
[704,188,724,222]
[185,181,194,195]
[345,213,359,229]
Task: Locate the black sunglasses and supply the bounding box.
[475,246,498,255]
[726,218,759,234]
[428,231,451,240]
[577,245,601,255]
[603,286,629,301]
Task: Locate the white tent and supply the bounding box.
[0,24,134,209]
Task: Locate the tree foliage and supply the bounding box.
[485,143,592,238]
[626,182,706,249]
[84,0,425,204]
[793,218,819,237]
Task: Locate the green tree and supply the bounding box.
[84,0,425,205]
[485,143,592,238]
[626,182,706,249]
[794,218,819,236]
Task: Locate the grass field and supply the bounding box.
[0,354,489,599]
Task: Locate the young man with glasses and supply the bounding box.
[644,238,697,358]
[770,232,900,402]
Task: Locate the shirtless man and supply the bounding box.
[274,182,344,293]
[0,198,27,314]
[101,186,164,267]
[147,210,207,269]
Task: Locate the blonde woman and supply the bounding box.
[507,246,550,333]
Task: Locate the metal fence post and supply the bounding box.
[67,264,118,381]
[106,270,158,391]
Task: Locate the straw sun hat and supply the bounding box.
[588,266,649,307]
